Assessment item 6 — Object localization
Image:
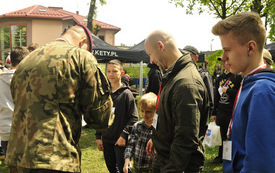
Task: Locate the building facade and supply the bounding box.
[0,5,120,62]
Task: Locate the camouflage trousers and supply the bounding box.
[9,166,78,173]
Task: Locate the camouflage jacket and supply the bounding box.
[5,41,114,172]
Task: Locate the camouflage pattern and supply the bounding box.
[5,41,114,172]
[9,166,78,173]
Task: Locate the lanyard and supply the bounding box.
[227,80,243,137]
[227,64,266,138]
[223,76,231,87]
[156,84,163,110]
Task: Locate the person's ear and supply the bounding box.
[157,41,165,51]
[247,41,256,56]
[79,38,87,48]
[195,55,199,62]
[121,70,125,76]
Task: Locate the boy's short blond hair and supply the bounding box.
[212,12,266,51]
[139,92,157,110]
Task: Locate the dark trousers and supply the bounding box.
[134,164,152,173]
[134,168,152,173]
[152,154,162,173]
[103,142,125,173]
[152,153,203,173]
[0,140,8,156]
[216,110,232,158]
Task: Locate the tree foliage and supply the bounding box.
[87,0,107,34]
[247,0,274,41]
[169,0,248,19]
[169,0,274,41]
[205,50,223,76]
[265,0,275,41]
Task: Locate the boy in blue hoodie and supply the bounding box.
[212,12,275,173]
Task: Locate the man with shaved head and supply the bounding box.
[5,24,114,173]
[145,30,210,172]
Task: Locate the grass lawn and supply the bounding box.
[0,128,222,173]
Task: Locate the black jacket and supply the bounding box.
[152,54,209,172]
[198,68,214,115]
[96,85,139,144]
[145,63,162,95]
[213,72,243,116]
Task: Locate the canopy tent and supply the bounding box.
[265,42,275,61]
[91,34,149,63]
[128,39,148,59]
[127,39,150,95]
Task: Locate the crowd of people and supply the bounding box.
[0,12,274,173]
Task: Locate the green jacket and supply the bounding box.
[5,41,114,172]
[152,54,209,172]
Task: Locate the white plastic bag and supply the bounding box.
[204,122,222,148]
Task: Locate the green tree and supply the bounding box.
[87,0,107,34]
[264,0,274,41]
[246,0,274,41]
[169,0,274,41]
[205,50,223,76]
[169,0,248,19]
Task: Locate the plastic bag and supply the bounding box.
[204,122,222,148]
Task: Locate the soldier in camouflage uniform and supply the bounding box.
[5,24,114,173]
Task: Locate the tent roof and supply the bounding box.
[92,35,149,63]
[128,39,145,51]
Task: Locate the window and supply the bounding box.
[0,26,11,62]
[0,25,27,62]
[11,25,27,47]
[99,35,105,41]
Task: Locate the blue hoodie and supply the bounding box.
[223,69,275,173]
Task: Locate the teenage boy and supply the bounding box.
[96,59,139,173]
[212,12,275,173]
[123,92,157,173]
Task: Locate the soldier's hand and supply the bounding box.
[146,139,155,157]
[115,136,126,147]
[96,139,104,151]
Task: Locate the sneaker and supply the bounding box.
[210,156,223,164]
